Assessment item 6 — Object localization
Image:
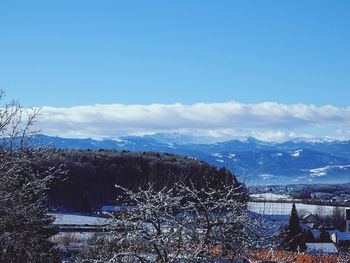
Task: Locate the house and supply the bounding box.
[300,222,312,232]
[327,230,337,239]
[300,222,316,231]
[332,195,350,202]
[330,209,350,246]
[305,243,338,254]
[321,224,336,231]
[331,231,350,246]
[311,192,332,200]
[303,214,320,226]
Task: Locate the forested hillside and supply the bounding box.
[32,134,350,184]
[39,150,244,212]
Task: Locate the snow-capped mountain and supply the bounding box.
[32,134,350,185]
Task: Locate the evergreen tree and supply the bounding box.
[289,203,302,236]
[282,203,306,251]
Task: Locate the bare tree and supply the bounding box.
[0,91,63,262]
[339,249,350,263]
[314,205,325,218]
[78,179,269,262]
[332,206,345,231]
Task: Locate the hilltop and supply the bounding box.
[32,134,350,185]
[41,149,242,212]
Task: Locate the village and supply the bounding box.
[50,203,350,262]
[249,185,350,209]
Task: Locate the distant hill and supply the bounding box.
[32,134,350,185]
[42,150,241,212]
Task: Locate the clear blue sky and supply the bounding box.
[0,0,349,107]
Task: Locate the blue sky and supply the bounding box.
[1,1,350,141]
[1,0,350,107]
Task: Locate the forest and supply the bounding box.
[39,149,245,212]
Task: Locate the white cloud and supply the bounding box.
[36,102,350,142]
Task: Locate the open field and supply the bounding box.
[248,201,350,216]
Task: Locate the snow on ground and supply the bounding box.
[258,174,277,180]
[309,166,328,177]
[291,149,302,157]
[227,153,237,161]
[250,193,291,200]
[248,202,349,216]
[50,213,109,225]
[309,164,350,177]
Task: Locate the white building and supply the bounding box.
[311,192,332,200]
[330,209,350,246]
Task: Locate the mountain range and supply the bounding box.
[32,134,350,185]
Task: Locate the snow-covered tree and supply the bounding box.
[0,92,64,262]
[79,178,269,262]
[339,249,350,263]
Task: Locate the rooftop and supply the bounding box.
[305,243,338,254]
[336,231,350,241]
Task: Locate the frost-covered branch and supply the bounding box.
[78,178,269,262]
[0,91,64,262]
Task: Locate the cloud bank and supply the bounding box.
[37,102,350,142]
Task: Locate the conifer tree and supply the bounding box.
[282,203,306,251]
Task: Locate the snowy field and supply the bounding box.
[250,193,291,200]
[50,201,350,226]
[49,213,109,225]
[248,201,349,216]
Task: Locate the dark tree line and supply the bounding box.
[290,184,350,199]
[38,150,246,213]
